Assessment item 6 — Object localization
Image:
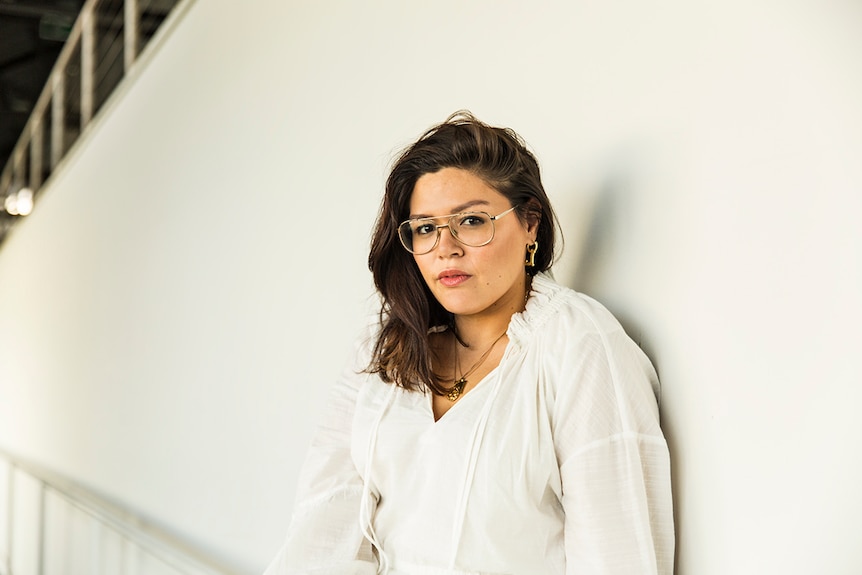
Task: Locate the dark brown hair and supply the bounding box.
[367,111,559,393]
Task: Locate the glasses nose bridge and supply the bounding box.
[434,216,462,249]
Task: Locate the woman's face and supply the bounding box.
[408,167,537,321]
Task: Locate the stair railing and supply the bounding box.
[0,449,244,575]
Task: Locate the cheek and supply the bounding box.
[413,255,435,282]
[501,235,527,261]
[479,244,523,280]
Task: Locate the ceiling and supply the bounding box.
[0,0,177,241]
[0,0,85,175]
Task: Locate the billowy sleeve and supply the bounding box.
[549,314,675,575]
[264,334,379,575]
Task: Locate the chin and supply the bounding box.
[439,299,488,318]
[434,295,473,316]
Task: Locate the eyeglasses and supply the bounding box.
[397,205,518,255]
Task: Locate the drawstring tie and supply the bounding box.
[447,340,512,569]
[359,383,397,574]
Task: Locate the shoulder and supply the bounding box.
[510,273,628,347]
[512,273,661,407]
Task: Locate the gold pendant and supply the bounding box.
[447,377,467,401]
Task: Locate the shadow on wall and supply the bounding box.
[562,146,651,350]
[559,153,682,572]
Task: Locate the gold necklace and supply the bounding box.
[445,331,508,401]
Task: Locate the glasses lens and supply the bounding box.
[452,212,493,246]
[399,218,437,254]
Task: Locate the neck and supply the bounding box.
[453,316,509,349]
[452,275,531,348]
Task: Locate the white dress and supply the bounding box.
[264,274,674,575]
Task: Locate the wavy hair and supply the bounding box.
[367,111,559,393]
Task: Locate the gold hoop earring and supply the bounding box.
[525,241,539,267]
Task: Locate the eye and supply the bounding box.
[458,213,489,227]
[413,221,437,236]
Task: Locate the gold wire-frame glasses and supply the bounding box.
[397,205,518,255]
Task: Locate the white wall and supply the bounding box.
[1,0,860,572]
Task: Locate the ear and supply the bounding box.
[521,199,541,242]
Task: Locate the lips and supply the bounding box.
[438,270,471,287]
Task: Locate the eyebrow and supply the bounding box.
[409,199,491,220]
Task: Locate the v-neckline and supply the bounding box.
[428,365,500,423]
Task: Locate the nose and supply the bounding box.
[436,223,463,256]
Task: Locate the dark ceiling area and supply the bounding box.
[0,0,85,174]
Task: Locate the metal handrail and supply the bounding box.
[1,448,244,575]
[0,0,182,240]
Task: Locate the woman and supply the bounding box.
[265,112,674,574]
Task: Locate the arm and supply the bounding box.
[552,324,674,575]
[264,335,379,575]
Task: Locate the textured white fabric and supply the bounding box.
[264,274,674,575]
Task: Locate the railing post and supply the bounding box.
[124,0,139,72]
[6,463,14,575]
[37,482,46,575]
[30,119,44,191]
[91,519,101,575]
[51,72,65,170]
[80,4,96,128]
[12,147,26,195]
[124,538,141,575]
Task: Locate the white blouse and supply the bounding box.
[264,274,674,575]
